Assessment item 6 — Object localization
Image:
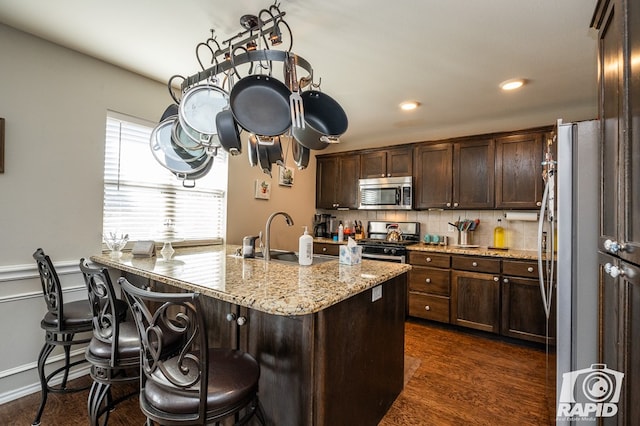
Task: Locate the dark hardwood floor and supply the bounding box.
[0,320,554,425]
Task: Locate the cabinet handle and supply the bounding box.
[503,278,509,283]
[425,305,431,311]
[425,278,431,283]
[527,266,534,273]
[425,257,432,262]
[493,276,499,282]
[322,247,327,252]
[472,261,478,267]
[604,239,626,254]
[236,316,247,326]
[446,203,451,207]
[381,173,385,177]
[536,201,542,207]
[604,263,625,278]
[453,202,459,207]
[387,173,391,177]
[226,313,237,322]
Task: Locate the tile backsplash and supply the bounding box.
[321,209,542,251]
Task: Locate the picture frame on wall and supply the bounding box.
[0,118,4,174]
[254,179,271,200]
[278,165,294,187]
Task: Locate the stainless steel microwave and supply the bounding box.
[358,176,413,210]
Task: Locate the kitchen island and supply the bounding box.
[91,245,410,426]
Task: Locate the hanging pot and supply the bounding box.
[247,135,258,167]
[256,141,272,176]
[291,139,310,170]
[178,83,229,147]
[177,154,215,188]
[229,74,292,137]
[292,90,348,150]
[150,117,211,175]
[215,109,242,156]
[171,119,211,157]
[160,104,179,121]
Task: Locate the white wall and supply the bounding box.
[0,23,319,402]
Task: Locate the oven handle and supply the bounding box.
[361,252,406,263]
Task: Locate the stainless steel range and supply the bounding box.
[358,221,420,263]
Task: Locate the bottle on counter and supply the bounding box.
[493,218,505,248]
[298,226,313,266]
[338,221,344,241]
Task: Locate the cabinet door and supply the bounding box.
[335,155,360,209]
[501,275,555,344]
[495,132,545,209]
[316,156,338,209]
[414,143,453,209]
[454,139,495,209]
[360,151,387,178]
[387,147,412,177]
[451,269,500,333]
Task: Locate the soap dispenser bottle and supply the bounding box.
[299,226,313,266]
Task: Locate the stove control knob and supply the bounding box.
[390,248,397,255]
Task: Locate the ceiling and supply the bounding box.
[0,0,599,150]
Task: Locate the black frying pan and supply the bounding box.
[291,139,310,169]
[230,75,292,137]
[216,109,242,156]
[292,90,348,150]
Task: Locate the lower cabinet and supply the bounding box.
[407,252,451,323]
[501,260,556,344]
[450,256,501,333]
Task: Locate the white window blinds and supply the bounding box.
[103,112,227,243]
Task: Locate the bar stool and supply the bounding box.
[32,248,94,426]
[119,277,267,426]
[79,258,139,426]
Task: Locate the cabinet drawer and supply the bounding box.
[313,243,340,256]
[408,293,450,323]
[408,252,450,268]
[452,256,500,273]
[409,267,450,296]
[502,260,538,278]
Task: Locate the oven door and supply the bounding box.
[361,252,406,263]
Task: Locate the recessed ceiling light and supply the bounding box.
[399,101,420,111]
[499,78,526,91]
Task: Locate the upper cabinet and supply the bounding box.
[360,146,413,178]
[316,154,360,209]
[494,131,549,209]
[414,138,494,209]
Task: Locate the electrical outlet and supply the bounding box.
[372,285,382,302]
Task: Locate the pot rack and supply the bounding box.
[175,2,315,93]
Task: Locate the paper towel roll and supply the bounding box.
[504,211,538,221]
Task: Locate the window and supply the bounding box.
[103,111,228,245]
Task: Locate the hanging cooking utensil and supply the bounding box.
[292,89,348,150]
[291,138,310,170]
[256,140,273,176]
[247,135,258,167]
[178,81,229,147]
[178,152,215,188]
[266,136,284,167]
[284,52,305,129]
[160,104,179,122]
[215,109,242,156]
[229,74,292,137]
[150,117,211,175]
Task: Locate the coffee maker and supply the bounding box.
[313,214,332,238]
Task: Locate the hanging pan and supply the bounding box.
[292,90,348,150]
[291,138,310,169]
[216,109,242,156]
[230,74,292,137]
[179,82,229,147]
[150,117,211,176]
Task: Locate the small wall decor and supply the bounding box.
[0,118,4,174]
[254,179,271,200]
[278,165,294,187]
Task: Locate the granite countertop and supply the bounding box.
[407,243,542,260]
[91,245,410,317]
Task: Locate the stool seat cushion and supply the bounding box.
[41,299,93,329]
[86,321,141,361]
[143,348,260,415]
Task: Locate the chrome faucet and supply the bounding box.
[263,211,294,261]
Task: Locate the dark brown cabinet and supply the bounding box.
[494,131,549,209]
[407,252,451,323]
[414,138,494,209]
[316,154,360,209]
[360,146,412,178]
[450,256,501,333]
[593,1,640,423]
[313,242,340,256]
[501,260,555,344]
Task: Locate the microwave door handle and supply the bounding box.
[396,187,400,205]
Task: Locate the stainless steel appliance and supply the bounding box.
[358,176,413,210]
[538,119,599,423]
[358,221,420,263]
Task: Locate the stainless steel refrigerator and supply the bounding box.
[538,119,599,424]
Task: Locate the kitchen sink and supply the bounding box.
[254,250,335,265]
